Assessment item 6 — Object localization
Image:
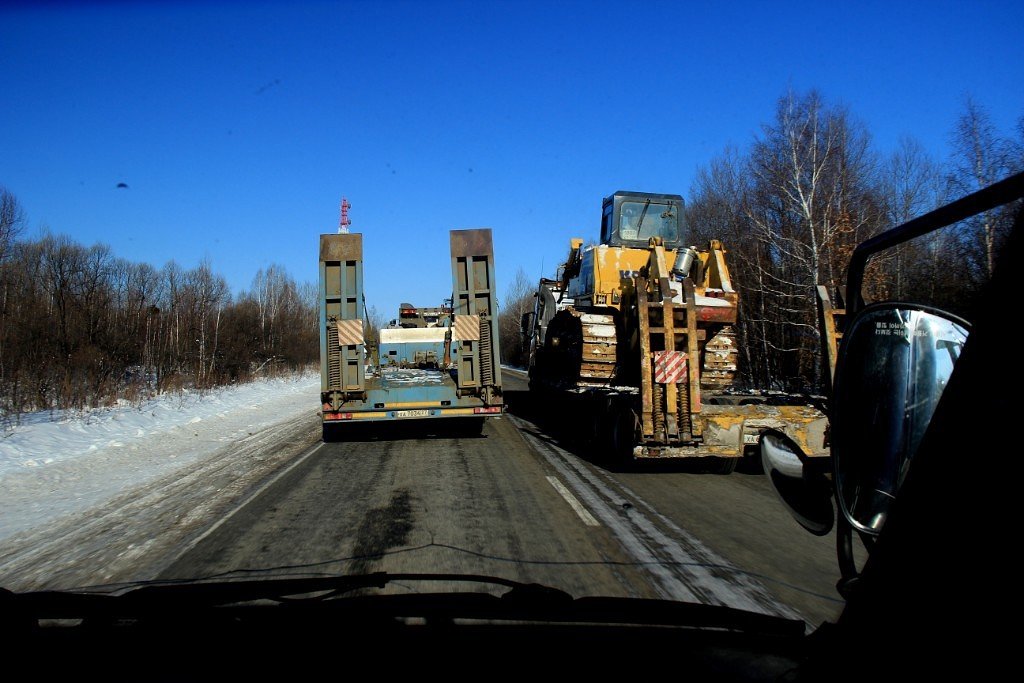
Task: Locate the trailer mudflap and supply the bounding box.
[633,404,830,459]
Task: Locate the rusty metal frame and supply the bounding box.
[636,276,654,439]
[683,278,703,438]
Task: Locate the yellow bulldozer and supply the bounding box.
[525,191,827,471]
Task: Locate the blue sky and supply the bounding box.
[3,0,1022,316]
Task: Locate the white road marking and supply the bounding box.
[508,414,799,620]
[517,423,699,603]
[546,476,600,527]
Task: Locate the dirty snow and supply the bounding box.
[0,371,319,544]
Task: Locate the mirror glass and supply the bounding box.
[833,305,968,534]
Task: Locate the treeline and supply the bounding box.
[686,91,1022,393]
[0,205,318,420]
[497,91,1022,392]
[498,267,533,368]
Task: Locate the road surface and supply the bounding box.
[162,369,845,626]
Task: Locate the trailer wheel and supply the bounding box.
[709,456,738,475]
[607,404,637,463]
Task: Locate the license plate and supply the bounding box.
[395,409,429,418]
[742,433,759,445]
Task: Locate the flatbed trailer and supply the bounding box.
[319,228,503,439]
[528,380,827,471]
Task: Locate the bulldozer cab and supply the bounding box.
[600,191,684,249]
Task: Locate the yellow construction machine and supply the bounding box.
[525,191,828,471]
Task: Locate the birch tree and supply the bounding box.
[744,90,882,389]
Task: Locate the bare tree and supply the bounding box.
[687,147,771,386]
[873,137,951,301]
[1,221,317,417]
[687,90,886,392]
[886,137,945,225]
[1,187,26,264]
[361,304,387,367]
[185,260,229,384]
[499,266,534,367]
[252,264,292,353]
[743,90,882,389]
[948,96,1022,282]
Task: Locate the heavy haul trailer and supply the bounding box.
[393,303,450,329]
[525,191,828,472]
[319,229,503,440]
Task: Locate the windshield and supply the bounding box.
[1,1,1019,637]
[618,201,679,244]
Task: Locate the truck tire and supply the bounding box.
[709,456,738,475]
[607,404,637,464]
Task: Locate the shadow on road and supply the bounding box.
[322,417,487,443]
[504,389,763,476]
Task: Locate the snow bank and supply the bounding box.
[0,371,319,542]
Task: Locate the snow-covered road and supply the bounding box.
[0,372,321,591]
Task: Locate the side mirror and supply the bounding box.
[761,173,1019,592]
[521,311,535,337]
[763,303,968,540]
[761,433,834,536]
[831,304,968,535]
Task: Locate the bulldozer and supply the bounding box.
[525,191,827,469]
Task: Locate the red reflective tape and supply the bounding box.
[665,359,688,384]
[659,354,685,374]
[659,356,684,376]
[653,351,688,384]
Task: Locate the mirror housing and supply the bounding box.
[762,303,969,539]
[761,433,834,536]
[762,172,1022,593]
[831,304,968,535]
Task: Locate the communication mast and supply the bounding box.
[339,197,351,234]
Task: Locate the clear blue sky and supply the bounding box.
[3,0,1022,316]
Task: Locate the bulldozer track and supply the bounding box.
[702,325,738,389]
[577,311,617,383]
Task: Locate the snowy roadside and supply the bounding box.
[0,372,322,590]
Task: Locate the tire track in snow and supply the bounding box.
[0,413,320,592]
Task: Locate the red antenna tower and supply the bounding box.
[339,197,351,233]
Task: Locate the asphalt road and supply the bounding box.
[162,370,846,627]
